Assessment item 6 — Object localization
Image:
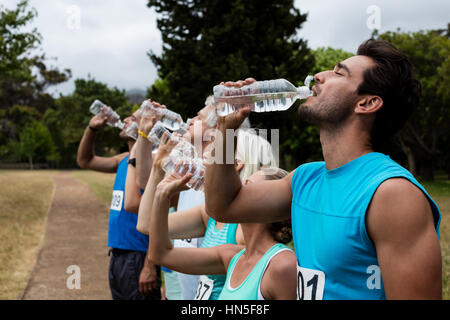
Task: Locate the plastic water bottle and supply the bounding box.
[125,121,139,140]
[148,121,198,157]
[162,151,205,191]
[140,100,188,134]
[89,99,124,129]
[213,75,314,116]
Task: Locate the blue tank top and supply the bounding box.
[107,155,149,252]
[198,218,238,300]
[291,152,441,300]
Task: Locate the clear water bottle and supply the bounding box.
[140,100,188,134]
[213,75,314,116]
[125,121,139,140]
[162,152,205,191]
[89,99,124,129]
[148,121,198,157]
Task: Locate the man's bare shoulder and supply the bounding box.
[367,177,434,241]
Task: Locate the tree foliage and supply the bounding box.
[0,0,70,164]
[19,121,58,169]
[147,0,314,168]
[377,26,450,179]
[47,77,134,168]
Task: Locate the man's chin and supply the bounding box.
[298,103,321,125]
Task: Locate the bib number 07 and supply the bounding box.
[297,265,325,300]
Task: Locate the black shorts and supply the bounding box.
[108,249,161,300]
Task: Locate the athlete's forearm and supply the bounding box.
[124,161,141,213]
[137,164,166,234]
[77,126,97,169]
[135,135,153,189]
[148,192,173,265]
[204,126,243,220]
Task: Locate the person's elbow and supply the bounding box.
[147,250,159,265]
[76,155,89,169]
[136,176,147,190]
[204,204,235,223]
[204,202,222,220]
[124,197,140,214]
[148,248,165,266]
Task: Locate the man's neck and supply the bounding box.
[319,122,373,170]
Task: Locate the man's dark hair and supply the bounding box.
[356,39,421,150]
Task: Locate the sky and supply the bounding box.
[2,0,449,96]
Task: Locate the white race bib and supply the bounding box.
[174,238,198,248]
[110,190,123,211]
[297,265,325,300]
[194,275,214,300]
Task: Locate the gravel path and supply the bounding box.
[22,172,111,300]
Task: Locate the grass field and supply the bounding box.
[421,179,450,299]
[0,169,449,299]
[70,170,115,207]
[0,170,56,300]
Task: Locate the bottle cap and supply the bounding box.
[296,86,313,97]
[304,75,314,88]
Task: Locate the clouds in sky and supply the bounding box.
[295,0,449,53]
[2,0,449,96]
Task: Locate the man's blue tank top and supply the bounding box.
[291,152,441,300]
[107,155,149,252]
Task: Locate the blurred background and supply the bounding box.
[0,0,448,175]
[0,0,449,299]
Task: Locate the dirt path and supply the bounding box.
[22,172,111,300]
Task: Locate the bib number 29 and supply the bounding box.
[297,265,325,300]
[194,276,214,300]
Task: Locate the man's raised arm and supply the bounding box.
[204,107,292,224]
[77,112,127,173]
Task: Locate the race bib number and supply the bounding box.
[297,265,325,300]
[110,190,123,211]
[174,238,198,248]
[194,275,214,300]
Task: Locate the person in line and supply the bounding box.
[124,100,183,299]
[139,124,277,299]
[148,166,297,300]
[204,39,442,299]
[135,97,250,299]
[77,106,161,300]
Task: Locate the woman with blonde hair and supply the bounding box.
[148,166,297,300]
[138,128,277,300]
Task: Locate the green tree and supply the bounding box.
[377,27,450,180]
[0,0,70,162]
[310,47,354,74]
[19,121,58,169]
[0,0,70,111]
[47,77,134,168]
[147,0,313,168]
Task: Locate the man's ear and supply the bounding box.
[355,95,383,115]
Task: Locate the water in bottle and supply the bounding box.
[140,100,188,133]
[89,99,124,129]
[162,152,205,191]
[125,121,139,140]
[213,75,314,116]
[148,121,198,157]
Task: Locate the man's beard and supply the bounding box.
[298,96,355,129]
